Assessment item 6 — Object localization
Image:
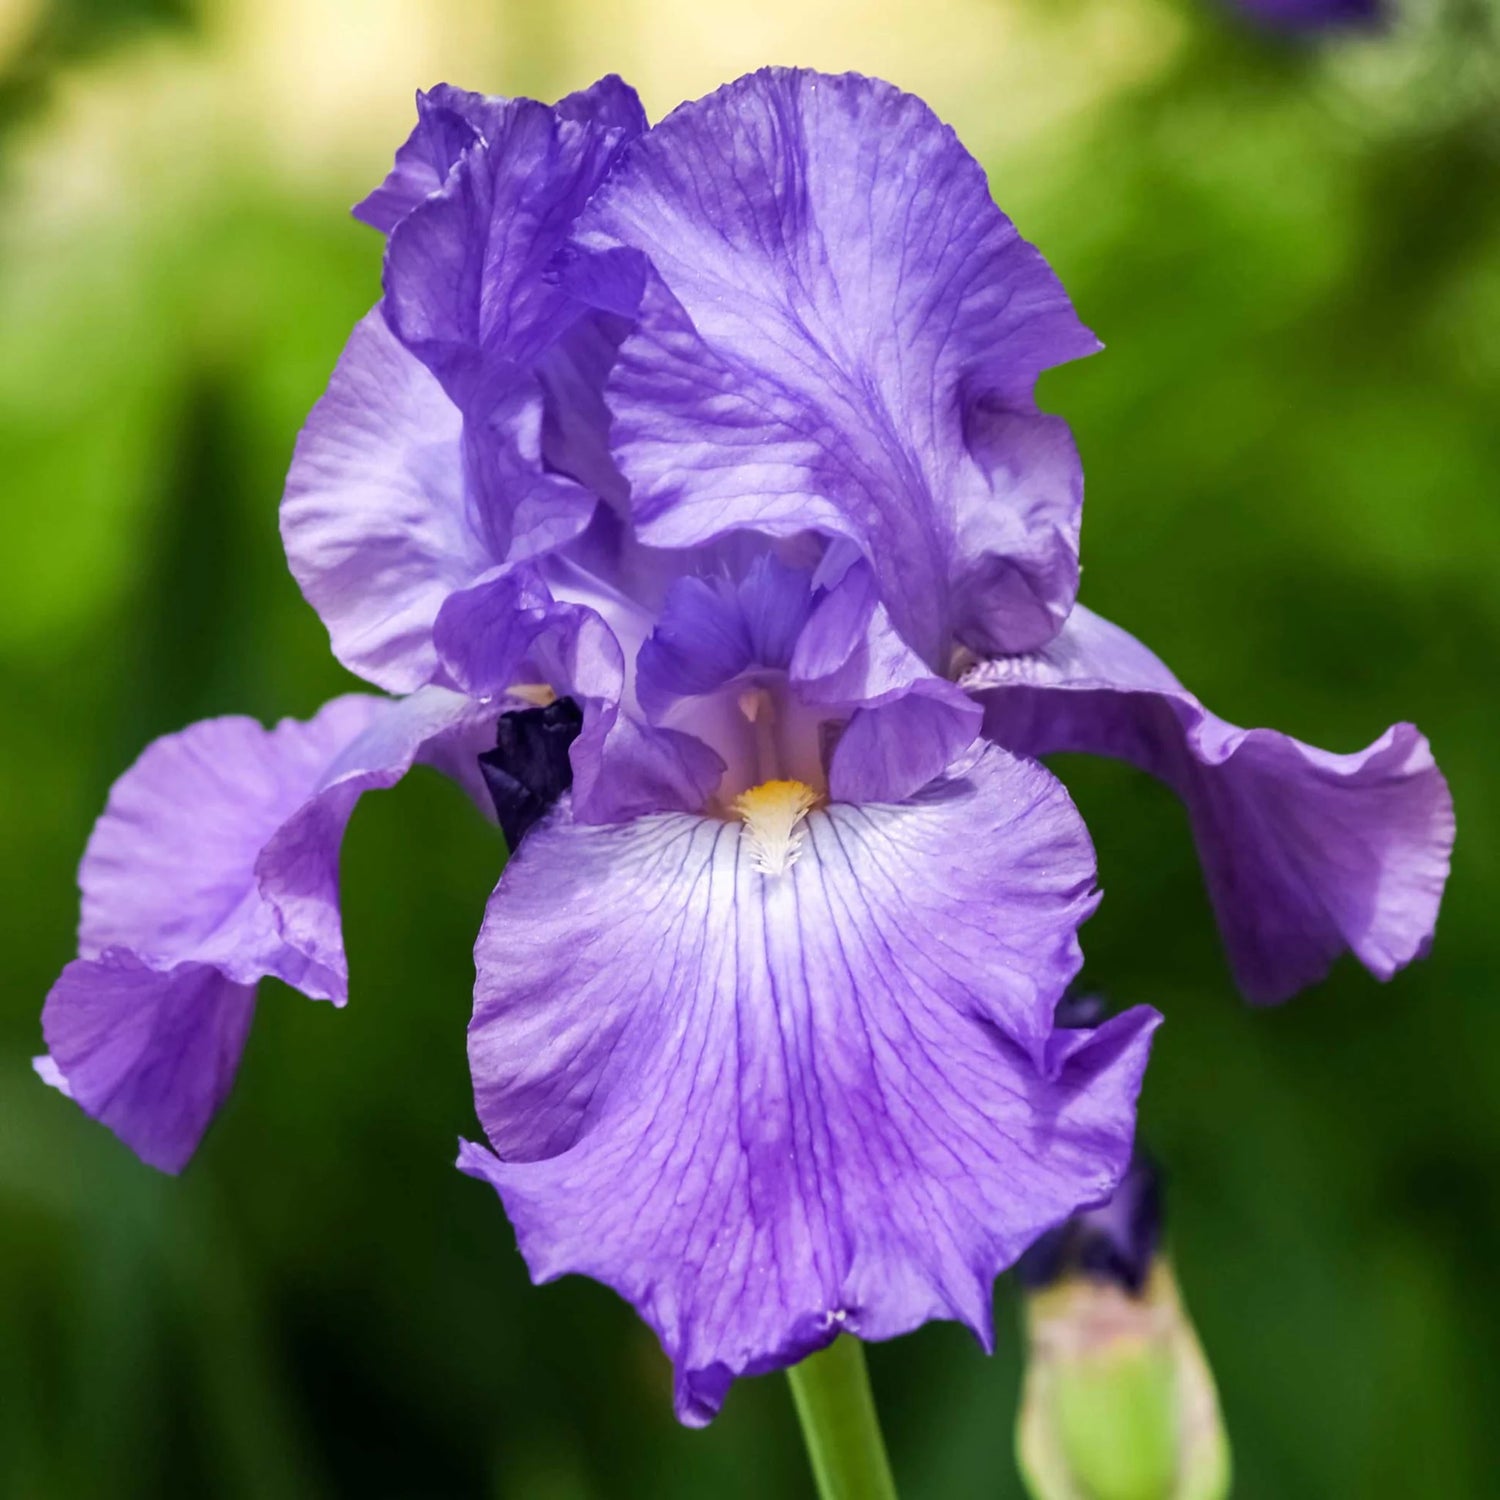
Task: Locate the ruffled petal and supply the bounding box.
[355,78,646,237]
[967,606,1454,1003]
[281,310,484,693]
[461,745,1144,1421]
[42,691,487,1171]
[38,955,255,1175]
[382,80,646,394]
[571,68,1098,665]
[353,85,494,235]
[78,695,386,996]
[257,687,497,996]
[290,80,647,695]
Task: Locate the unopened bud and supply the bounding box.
[1015,1156,1230,1500]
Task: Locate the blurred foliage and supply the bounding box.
[1,0,1497,1496]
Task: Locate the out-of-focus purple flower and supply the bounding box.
[963,608,1453,1003]
[1231,0,1382,31]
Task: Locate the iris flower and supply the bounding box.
[36,68,1447,1423]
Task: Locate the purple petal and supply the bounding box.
[78,696,386,997]
[429,563,639,722]
[294,81,648,696]
[458,371,600,568]
[460,745,1143,1421]
[636,555,818,718]
[635,575,755,714]
[792,562,982,801]
[381,81,646,395]
[353,86,492,235]
[571,68,1098,665]
[39,955,256,1175]
[535,309,634,506]
[281,309,484,693]
[967,606,1454,1003]
[257,687,498,995]
[42,691,487,1171]
[355,78,646,237]
[572,712,726,825]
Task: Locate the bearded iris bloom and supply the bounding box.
[35,67,1447,1425]
[296,68,1163,1423]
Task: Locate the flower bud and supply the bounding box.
[1014,1156,1231,1500]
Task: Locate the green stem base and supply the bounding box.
[786,1337,899,1500]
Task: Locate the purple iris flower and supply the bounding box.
[34,63,1447,1426]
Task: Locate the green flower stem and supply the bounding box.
[786,1337,899,1500]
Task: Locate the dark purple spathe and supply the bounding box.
[965,606,1453,1003]
[1016,1151,1163,1296]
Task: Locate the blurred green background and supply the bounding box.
[2,0,1497,1495]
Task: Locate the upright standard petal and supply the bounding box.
[353,85,495,236]
[38,690,488,1171]
[354,78,646,237]
[571,68,1099,665]
[282,310,482,693]
[381,79,646,392]
[377,76,647,573]
[289,80,648,696]
[966,606,1454,1003]
[461,747,1156,1422]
